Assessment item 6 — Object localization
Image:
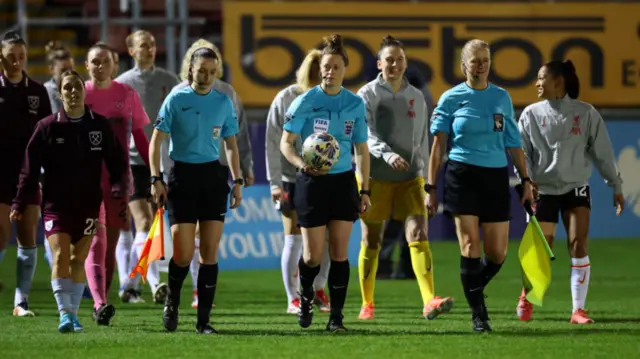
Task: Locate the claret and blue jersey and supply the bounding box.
[154,86,239,164]
[430,83,522,168]
[283,86,368,174]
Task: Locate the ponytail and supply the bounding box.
[543,59,581,99]
[562,60,580,99]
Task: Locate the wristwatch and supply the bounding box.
[424,183,437,193]
[150,175,163,185]
[521,177,532,185]
[359,189,371,196]
[233,178,244,186]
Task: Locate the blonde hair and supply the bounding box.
[125,30,153,48]
[179,39,223,81]
[460,39,490,77]
[295,49,322,92]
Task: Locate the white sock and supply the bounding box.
[70,282,85,314]
[116,230,134,291]
[190,237,201,292]
[281,234,303,302]
[44,237,54,270]
[51,278,72,314]
[313,243,331,291]
[571,256,591,312]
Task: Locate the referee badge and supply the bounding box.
[212,126,221,139]
[344,120,354,136]
[493,114,504,132]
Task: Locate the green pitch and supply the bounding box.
[1,240,639,359]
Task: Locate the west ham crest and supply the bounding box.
[28,96,39,110]
[89,131,103,146]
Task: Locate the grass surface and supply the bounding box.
[1,240,639,359]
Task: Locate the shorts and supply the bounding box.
[98,192,130,230]
[166,160,230,226]
[130,165,151,201]
[42,211,99,244]
[0,179,42,206]
[443,160,511,223]
[294,170,360,228]
[359,177,427,223]
[278,181,296,213]
[534,185,591,223]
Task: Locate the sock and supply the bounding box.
[460,256,484,312]
[409,241,435,306]
[85,227,107,310]
[358,243,380,306]
[51,278,72,314]
[167,258,190,305]
[196,263,219,325]
[281,234,303,302]
[44,238,54,270]
[328,260,350,317]
[104,231,119,294]
[190,239,201,292]
[480,256,504,288]
[571,256,591,312]
[15,247,37,307]
[298,258,321,299]
[314,244,331,290]
[70,282,86,313]
[0,248,5,264]
[116,230,134,291]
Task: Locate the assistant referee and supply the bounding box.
[149,47,242,335]
[426,39,534,332]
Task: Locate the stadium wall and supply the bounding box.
[7,120,639,271]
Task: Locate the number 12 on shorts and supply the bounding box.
[84,218,99,236]
[574,185,588,197]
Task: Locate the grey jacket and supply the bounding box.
[44,79,62,114]
[161,80,254,176]
[265,84,303,190]
[116,66,180,165]
[519,95,623,195]
[357,73,429,182]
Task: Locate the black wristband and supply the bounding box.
[424,183,436,193]
[521,177,531,184]
[359,189,371,196]
[150,175,164,185]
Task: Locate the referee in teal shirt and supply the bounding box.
[426,39,534,333]
[149,47,242,335]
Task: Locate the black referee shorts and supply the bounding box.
[166,160,230,226]
[130,165,151,201]
[443,160,511,223]
[294,170,360,228]
[535,185,591,223]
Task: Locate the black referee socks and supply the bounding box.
[460,256,485,311]
[481,257,504,288]
[328,260,350,317]
[299,258,321,299]
[168,258,190,306]
[197,263,219,326]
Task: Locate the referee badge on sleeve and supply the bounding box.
[154,117,164,127]
[212,126,221,139]
[493,114,504,132]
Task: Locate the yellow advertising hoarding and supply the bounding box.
[223,2,640,107]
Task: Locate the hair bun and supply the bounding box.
[3,31,20,40]
[323,33,344,49]
[562,59,576,74]
[45,40,64,53]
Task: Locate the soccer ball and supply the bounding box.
[301,132,340,171]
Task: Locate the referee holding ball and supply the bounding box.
[426,39,534,332]
[280,33,370,333]
[149,47,242,335]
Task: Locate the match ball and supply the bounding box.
[301,132,340,172]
